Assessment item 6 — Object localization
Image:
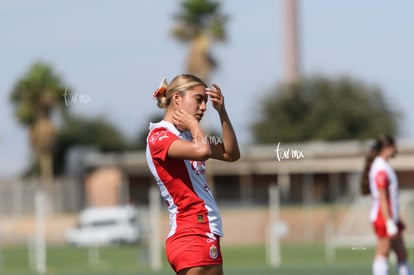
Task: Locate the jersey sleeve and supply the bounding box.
[147,127,179,161]
[375,170,388,189]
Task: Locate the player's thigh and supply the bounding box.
[178,264,224,275]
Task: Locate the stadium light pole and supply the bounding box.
[283,0,301,83]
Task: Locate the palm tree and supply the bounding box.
[10,61,69,187]
[172,0,227,81]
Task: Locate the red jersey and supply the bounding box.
[146,120,223,238]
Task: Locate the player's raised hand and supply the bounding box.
[206,83,225,113]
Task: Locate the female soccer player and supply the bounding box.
[361,134,413,275]
[146,74,240,275]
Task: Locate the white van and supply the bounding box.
[66,205,141,247]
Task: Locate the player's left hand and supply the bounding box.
[206,83,225,113]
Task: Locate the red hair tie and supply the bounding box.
[152,77,168,99]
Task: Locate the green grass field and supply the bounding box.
[0,243,411,275]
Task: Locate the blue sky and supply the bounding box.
[1,0,413,177]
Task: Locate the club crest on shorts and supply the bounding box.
[209,244,218,259]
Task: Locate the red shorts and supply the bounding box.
[372,218,405,238]
[165,226,223,273]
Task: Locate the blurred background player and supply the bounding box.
[146,74,240,275]
[361,134,414,275]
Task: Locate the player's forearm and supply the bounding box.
[190,123,211,156]
[218,109,240,161]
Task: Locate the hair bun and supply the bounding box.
[152,77,168,99]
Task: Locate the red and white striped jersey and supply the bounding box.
[369,156,399,223]
[146,120,223,238]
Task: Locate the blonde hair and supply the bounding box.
[154,74,207,109]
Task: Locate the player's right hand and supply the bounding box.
[172,109,198,132]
